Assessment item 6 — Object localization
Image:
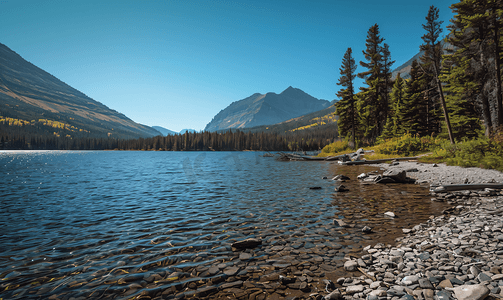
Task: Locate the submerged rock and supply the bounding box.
[332,175,350,181]
[232,238,262,250]
[334,185,348,192]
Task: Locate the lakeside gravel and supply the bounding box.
[325,161,503,300]
[370,161,503,186]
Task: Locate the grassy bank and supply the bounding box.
[319,134,503,172]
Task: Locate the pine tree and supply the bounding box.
[447,0,503,135]
[358,24,385,143]
[335,48,360,148]
[381,43,395,128]
[381,73,406,139]
[420,5,454,143]
[402,61,427,135]
[441,54,483,139]
[357,24,393,143]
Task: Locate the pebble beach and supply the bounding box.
[328,161,503,300]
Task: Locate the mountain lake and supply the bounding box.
[0,151,450,299]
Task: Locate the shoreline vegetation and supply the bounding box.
[318,134,503,173]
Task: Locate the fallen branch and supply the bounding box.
[357,267,376,281]
[431,183,503,193]
[340,157,419,165]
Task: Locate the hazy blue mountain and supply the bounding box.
[391,41,453,80]
[0,43,160,138]
[204,86,331,132]
[152,126,177,136]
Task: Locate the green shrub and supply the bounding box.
[320,140,350,155]
[373,134,444,156]
[435,138,503,171]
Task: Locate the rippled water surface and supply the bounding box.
[0,151,450,299]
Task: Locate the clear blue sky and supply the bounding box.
[0,0,455,132]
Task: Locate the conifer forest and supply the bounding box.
[335,1,503,146]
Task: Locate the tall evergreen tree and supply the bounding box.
[335,48,360,148]
[441,54,483,139]
[381,43,395,127]
[420,5,454,143]
[381,73,405,139]
[402,61,428,135]
[358,24,385,143]
[447,0,503,136]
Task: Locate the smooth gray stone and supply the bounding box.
[477,272,492,282]
[435,290,453,300]
[453,284,490,300]
[450,277,464,285]
[325,289,342,300]
[345,285,364,294]
[419,252,430,260]
[418,278,434,289]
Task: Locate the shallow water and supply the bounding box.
[0,151,450,299]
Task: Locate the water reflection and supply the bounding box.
[0,151,450,299]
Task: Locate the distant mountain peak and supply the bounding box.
[204,87,331,132]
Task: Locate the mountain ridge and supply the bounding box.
[0,43,160,138]
[204,86,331,131]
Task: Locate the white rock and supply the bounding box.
[369,289,387,297]
[390,249,405,257]
[345,285,364,294]
[385,211,396,218]
[401,275,419,285]
[453,284,490,300]
[369,281,382,289]
[344,260,358,272]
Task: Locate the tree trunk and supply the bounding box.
[493,9,503,128]
[433,63,454,144]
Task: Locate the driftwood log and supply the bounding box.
[340,157,419,165]
[431,183,503,193]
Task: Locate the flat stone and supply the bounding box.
[223,267,240,276]
[382,169,407,182]
[344,260,358,272]
[423,288,434,300]
[239,253,252,260]
[369,281,382,289]
[418,278,434,289]
[453,284,490,300]
[333,219,349,228]
[273,262,291,268]
[435,290,452,300]
[325,290,342,300]
[470,266,480,276]
[260,273,279,282]
[345,285,364,294]
[208,266,220,275]
[220,280,243,289]
[369,289,387,297]
[402,275,419,285]
[477,272,492,282]
[195,286,218,297]
[418,252,430,260]
[438,279,453,289]
[450,277,464,285]
[492,274,503,281]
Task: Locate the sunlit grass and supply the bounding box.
[318,133,503,172]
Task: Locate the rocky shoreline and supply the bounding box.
[163,162,503,300]
[328,161,503,300]
[42,161,501,300]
